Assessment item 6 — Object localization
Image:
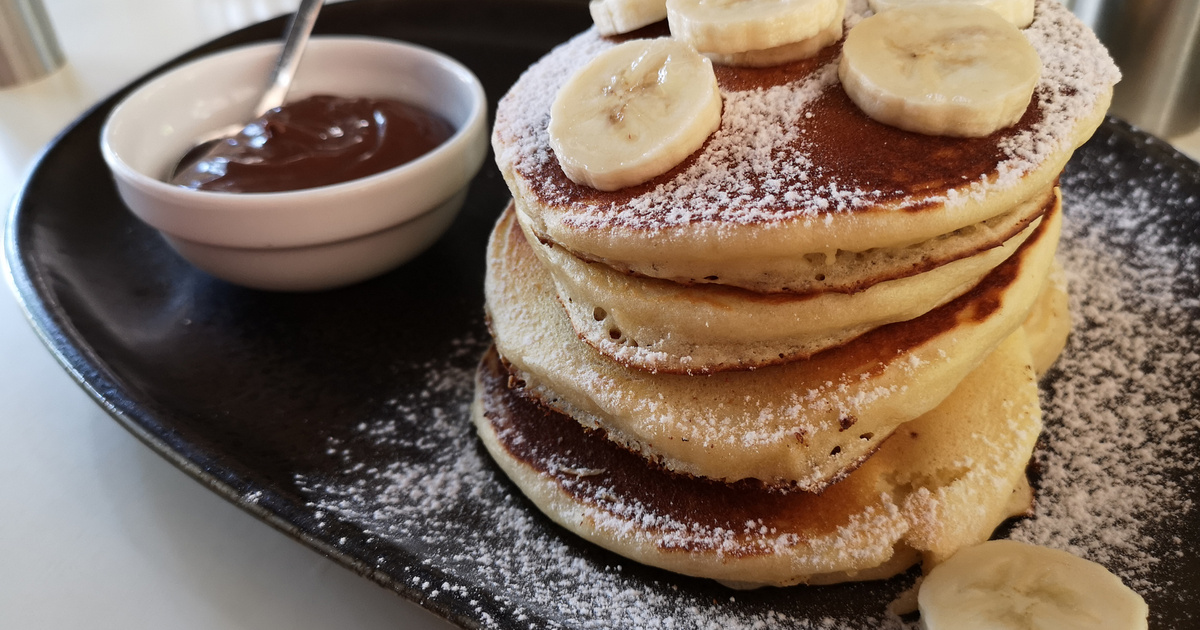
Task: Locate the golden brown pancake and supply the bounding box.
[475,0,1110,591]
[472,328,1042,587]
[492,0,1117,293]
[1023,259,1071,376]
[484,193,1061,489]
[515,185,1052,298]
[515,191,1053,373]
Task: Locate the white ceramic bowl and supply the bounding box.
[101,36,488,291]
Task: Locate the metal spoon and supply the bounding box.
[171,0,325,180]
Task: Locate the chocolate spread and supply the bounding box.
[171,94,454,193]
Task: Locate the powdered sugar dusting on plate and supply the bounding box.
[295,125,1198,629]
[1009,138,1200,603]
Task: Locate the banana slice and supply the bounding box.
[705,0,843,67]
[666,0,842,55]
[838,4,1041,137]
[868,0,1035,29]
[590,0,668,36]
[919,540,1149,630]
[548,38,722,191]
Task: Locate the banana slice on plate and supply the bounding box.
[839,4,1040,137]
[919,540,1149,630]
[705,0,844,67]
[666,0,842,55]
[590,0,668,36]
[868,0,1035,29]
[548,38,722,191]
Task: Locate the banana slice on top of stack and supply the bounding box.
[668,0,846,66]
[590,0,669,36]
[482,0,1125,599]
[548,38,722,191]
[840,4,1041,137]
[870,0,1035,28]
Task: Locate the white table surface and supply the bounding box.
[3,2,1199,629]
[0,1,455,628]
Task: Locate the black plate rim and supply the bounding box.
[1,6,496,629]
[5,3,1200,628]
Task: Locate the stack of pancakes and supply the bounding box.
[474,0,1117,586]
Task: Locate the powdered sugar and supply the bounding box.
[493,0,1120,231]
[1009,138,1200,605]
[295,125,1199,628]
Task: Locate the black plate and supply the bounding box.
[7,1,1200,628]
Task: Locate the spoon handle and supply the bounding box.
[253,0,325,117]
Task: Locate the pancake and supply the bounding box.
[1023,259,1071,376]
[492,0,1117,293]
[472,328,1042,587]
[517,179,1054,296]
[517,193,1051,373]
[484,191,1061,489]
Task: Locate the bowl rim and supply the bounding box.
[99,35,488,200]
